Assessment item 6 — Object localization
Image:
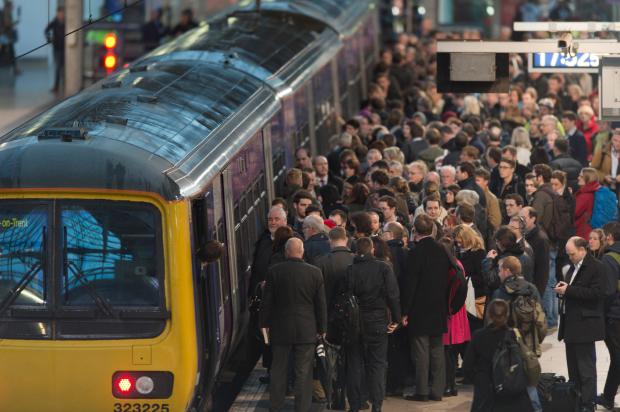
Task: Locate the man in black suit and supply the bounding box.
[555,236,606,412]
[561,111,588,166]
[314,155,344,194]
[315,227,354,310]
[402,214,451,402]
[260,238,327,412]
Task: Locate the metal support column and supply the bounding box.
[64,0,83,96]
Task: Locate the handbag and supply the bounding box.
[464,277,478,317]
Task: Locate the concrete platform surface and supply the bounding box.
[230,329,618,411]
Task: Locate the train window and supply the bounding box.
[59,201,163,308]
[0,202,48,309]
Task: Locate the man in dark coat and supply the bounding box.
[313,155,344,194]
[302,215,331,265]
[561,111,589,166]
[260,238,327,412]
[402,214,450,402]
[482,226,535,291]
[346,237,401,412]
[531,164,555,237]
[456,161,487,207]
[45,7,65,92]
[249,206,288,297]
[314,227,354,309]
[381,222,412,394]
[550,138,583,192]
[597,222,620,410]
[520,207,550,297]
[555,237,606,412]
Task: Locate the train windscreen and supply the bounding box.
[0,200,166,340]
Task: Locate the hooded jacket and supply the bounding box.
[482,242,534,292]
[574,180,601,239]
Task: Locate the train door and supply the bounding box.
[190,178,233,409]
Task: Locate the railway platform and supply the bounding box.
[0,59,58,135]
[231,330,616,411]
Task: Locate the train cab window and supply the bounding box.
[0,203,48,309]
[59,201,163,308]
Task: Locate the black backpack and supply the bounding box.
[327,266,361,346]
[492,329,529,398]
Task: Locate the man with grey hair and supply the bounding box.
[439,165,456,188]
[250,206,288,296]
[302,214,330,265]
[426,171,440,186]
[260,237,327,412]
[388,160,404,178]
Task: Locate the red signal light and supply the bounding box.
[104,54,117,70]
[116,377,133,393]
[104,33,117,49]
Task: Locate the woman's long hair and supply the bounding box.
[485,299,510,330]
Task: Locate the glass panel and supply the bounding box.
[60,201,162,308]
[0,203,47,308]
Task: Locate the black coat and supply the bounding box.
[458,176,487,207]
[494,175,526,202]
[463,326,534,412]
[400,138,429,164]
[524,226,550,297]
[558,254,606,343]
[459,248,487,297]
[304,233,331,265]
[550,154,582,192]
[249,231,273,295]
[601,242,620,320]
[349,255,401,332]
[402,237,450,337]
[260,258,327,345]
[567,129,588,166]
[386,239,408,287]
[314,247,355,309]
[482,243,534,292]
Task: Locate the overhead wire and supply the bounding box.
[12,0,144,63]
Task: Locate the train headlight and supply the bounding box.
[117,377,133,393]
[136,376,155,395]
[112,371,174,399]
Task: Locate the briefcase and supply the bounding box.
[537,373,580,412]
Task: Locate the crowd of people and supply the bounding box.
[253,18,620,412]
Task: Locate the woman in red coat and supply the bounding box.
[577,105,599,157]
[574,167,601,239]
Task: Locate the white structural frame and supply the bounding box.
[513,22,620,32]
[437,40,620,54]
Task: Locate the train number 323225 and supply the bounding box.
[113,403,170,412]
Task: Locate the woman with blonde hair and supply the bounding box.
[510,127,532,167]
[453,225,487,330]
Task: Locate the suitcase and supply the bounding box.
[537,373,581,412]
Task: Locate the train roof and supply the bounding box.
[0,1,374,200]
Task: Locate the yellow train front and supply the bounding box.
[0,1,379,411]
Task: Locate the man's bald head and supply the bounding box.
[285,237,304,259]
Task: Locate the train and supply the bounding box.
[0,1,379,411]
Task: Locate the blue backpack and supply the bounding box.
[591,186,618,228]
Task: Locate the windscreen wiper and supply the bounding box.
[65,261,116,318]
[0,262,42,317]
[0,227,46,318]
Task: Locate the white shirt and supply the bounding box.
[612,147,620,179]
[568,259,584,285]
